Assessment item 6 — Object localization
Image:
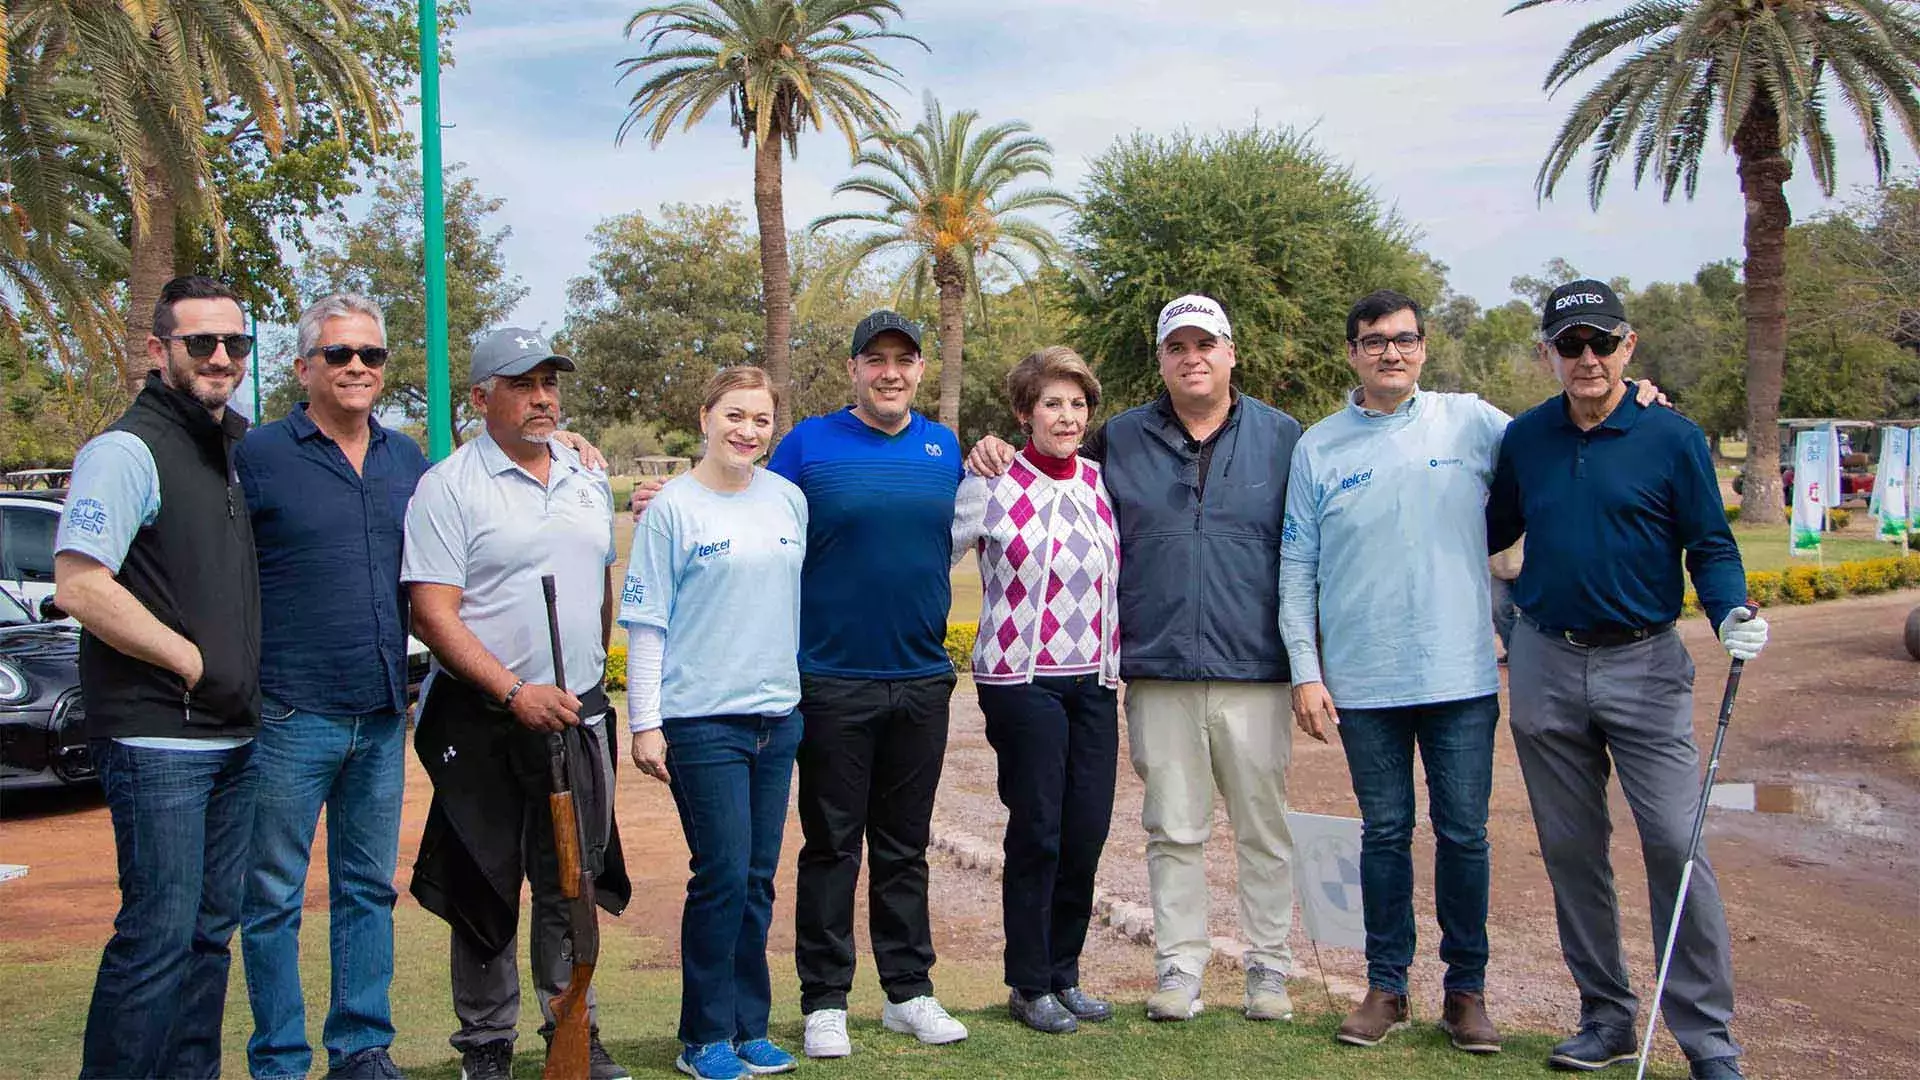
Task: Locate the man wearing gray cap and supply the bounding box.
[402,328,630,1080]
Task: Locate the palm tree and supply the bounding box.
[808,94,1073,430]
[1510,0,1920,524]
[4,1,385,392]
[617,0,924,437]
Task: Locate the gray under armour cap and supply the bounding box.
[469,327,575,386]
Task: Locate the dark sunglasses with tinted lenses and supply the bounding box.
[1551,333,1624,359]
[163,333,255,360]
[312,344,390,368]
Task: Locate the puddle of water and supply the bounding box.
[1707,782,1905,843]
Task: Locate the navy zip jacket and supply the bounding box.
[1090,392,1301,682]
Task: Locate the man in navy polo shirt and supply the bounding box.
[769,312,970,1057]
[1487,280,1769,1080]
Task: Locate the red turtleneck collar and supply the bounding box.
[1021,442,1078,481]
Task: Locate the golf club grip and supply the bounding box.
[541,573,567,692]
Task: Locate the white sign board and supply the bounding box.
[1289,811,1366,950]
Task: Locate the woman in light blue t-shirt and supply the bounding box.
[618,367,807,1080]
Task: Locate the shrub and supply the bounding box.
[604,642,627,692]
[1724,505,1741,523]
[1828,508,1852,529]
[1744,571,1785,608]
[946,621,978,672]
[1780,566,1819,604]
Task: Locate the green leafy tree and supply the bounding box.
[1509,0,1920,523]
[808,93,1074,430]
[3,0,391,391]
[616,0,925,438]
[282,162,525,446]
[1067,124,1437,422]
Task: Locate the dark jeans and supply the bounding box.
[794,672,955,1014]
[1336,694,1498,995]
[978,675,1118,995]
[82,737,258,1079]
[242,703,406,1078]
[664,711,802,1046]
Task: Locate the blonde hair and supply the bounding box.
[700,365,779,415]
[1007,346,1102,420]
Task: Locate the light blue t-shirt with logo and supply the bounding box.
[617,468,807,721]
[1279,389,1511,709]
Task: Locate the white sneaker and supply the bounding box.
[881,995,970,1045]
[803,1009,852,1059]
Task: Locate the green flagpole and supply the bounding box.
[249,312,261,420]
[421,1,451,460]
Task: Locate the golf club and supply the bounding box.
[1634,610,1750,1080]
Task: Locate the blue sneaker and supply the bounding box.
[675,1042,747,1080]
[734,1039,797,1075]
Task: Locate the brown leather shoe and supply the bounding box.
[1335,988,1410,1047]
[1439,990,1503,1054]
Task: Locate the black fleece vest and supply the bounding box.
[79,373,261,739]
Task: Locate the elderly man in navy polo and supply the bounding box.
[1487,280,1769,1080]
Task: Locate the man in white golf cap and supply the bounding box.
[968,294,1304,1023]
[402,327,629,1080]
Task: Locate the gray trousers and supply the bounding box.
[449,721,615,1052]
[1508,620,1740,1062]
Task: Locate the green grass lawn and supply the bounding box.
[0,905,1694,1079]
[1730,524,1904,573]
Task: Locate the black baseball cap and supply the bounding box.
[1540,279,1629,341]
[850,310,923,358]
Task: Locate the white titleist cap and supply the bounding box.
[1156,294,1232,344]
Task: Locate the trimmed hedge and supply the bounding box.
[944,557,1920,670]
[605,642,627,692]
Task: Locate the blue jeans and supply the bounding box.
[82,737,258,1079]
[664,711,802,1046]
[242,702,406,1077]
[1336,694,1498,995]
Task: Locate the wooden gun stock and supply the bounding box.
[541,574,598,1080]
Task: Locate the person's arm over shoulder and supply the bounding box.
[1486,419,1526,555]
[1669,419,1745,628]
[1277,437,1324,686]
[951,473,989,565]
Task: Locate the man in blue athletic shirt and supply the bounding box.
[631,311,969,1058]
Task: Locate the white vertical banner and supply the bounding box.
[1825,424,1843,522]
[1871,426,1910,542]
[1289,811,1367,950]
[1908,426,1920,535]
[1792,430,1824,556]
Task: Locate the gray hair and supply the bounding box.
[296,293,386,357]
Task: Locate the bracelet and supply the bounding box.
[501,678,527,707]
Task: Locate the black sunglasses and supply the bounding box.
[161,333,254,360]
[311,344,390,369]
[1551,333,1624,359]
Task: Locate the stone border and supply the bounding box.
[928,826,1369,1005]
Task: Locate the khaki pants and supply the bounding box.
[1126,679,1295,977]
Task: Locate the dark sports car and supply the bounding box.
[0,587,92,791]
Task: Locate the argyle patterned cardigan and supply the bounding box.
[950,454,1121,689]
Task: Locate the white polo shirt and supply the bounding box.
[401,431,616,710]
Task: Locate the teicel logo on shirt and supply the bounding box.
[694,539,732,559]
[67,497,109,536]
[1429,457,1464,469]
[1338,468,1374,492]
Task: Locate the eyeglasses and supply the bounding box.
[160,333,254,360]
[1354,332,1424,357]
[311,344,390,369]
[1551,333,1624,359]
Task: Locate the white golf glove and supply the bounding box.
[1717,607,1769,661]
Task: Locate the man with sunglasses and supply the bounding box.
[54,275,263,1077]
[1487,280,1767,1080]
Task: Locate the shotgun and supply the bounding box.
[541,573,597,1080]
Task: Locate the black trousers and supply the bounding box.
[978,675,1119,995]
[793,672,955,1013]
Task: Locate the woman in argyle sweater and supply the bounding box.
[951,346,1121,1035]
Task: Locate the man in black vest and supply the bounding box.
[54,274,262,1078]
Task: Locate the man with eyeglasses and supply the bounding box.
[54,275,264,1077]
[1487,280,1767,1080]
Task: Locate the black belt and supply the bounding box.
[1553,621,1673,649]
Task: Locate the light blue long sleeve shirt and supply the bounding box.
[1278,389,1510,709]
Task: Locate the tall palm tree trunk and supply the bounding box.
[933,252,965,432]
[1735,103,1792,526]
[123,158,178,395]
[752,135,795,440]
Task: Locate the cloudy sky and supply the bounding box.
[416,0,1916,334]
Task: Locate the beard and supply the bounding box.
[165,351,239,411]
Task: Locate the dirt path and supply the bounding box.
[934,590,1920,1079]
